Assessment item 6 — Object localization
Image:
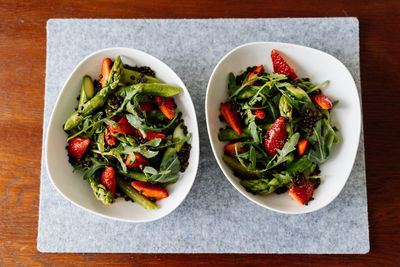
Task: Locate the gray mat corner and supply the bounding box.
[38,18,369,253]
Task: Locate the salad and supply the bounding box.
[64,56,192,209]
[218,49,339,205]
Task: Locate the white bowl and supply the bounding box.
[46,47,199,222]
[205,42,361,214]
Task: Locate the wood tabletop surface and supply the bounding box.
[1,0,399,265]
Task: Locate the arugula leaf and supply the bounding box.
[246,110,260,143]
[307,120,336,164]
[228,72,239,96]
[240,172,292,195]
[265,133,300,170]
[147,150,181,184]
[83,158,107,180]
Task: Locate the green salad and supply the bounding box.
[64,56,192,209]
[219,49,339,205]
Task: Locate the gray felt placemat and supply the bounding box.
[38,18,369,253]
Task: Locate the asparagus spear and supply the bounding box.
[78,75,95,109]
[241,177,291,195]
[120,68,160,85]
[64,56,123,131]
[120,83,183,97]
[88,176,115,205]
[222,154,262,179]
[116,177,158,209]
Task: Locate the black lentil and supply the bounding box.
[178,143,192,172]
[123,64,156,77]
[303,108,320,136]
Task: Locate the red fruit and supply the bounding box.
[311,94,333,109]
[253,109,266,119]
[140,102,154,112]
[143,132,166,140]
[99,58,112,87]
[104,129,116,146]
[289,179,314,205]
[112,116,136,135]
[125,153,150,168]
[263,116,287,156]
[156,96,175,120]
[247,65,264,85]
[68,137,90,160]
[220,102,242,135]
[224,142,244,157]
[271,49,297,80]
[131,181,169,200]
[101,166,116,196]
[297,138,309,156]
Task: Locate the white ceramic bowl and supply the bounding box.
[46,47,199,222]
[206,42,361,214]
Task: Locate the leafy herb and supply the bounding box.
[147,150,181,184]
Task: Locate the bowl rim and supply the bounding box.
[205,41,361,214]
[45,47,200,222]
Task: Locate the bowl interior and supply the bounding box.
[206,42,361,214]
[46,48,199,222]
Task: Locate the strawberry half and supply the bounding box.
[289,179,314,205]
[104,129,116,146]
[311,94,333,109]
[101,166,116,196]
[68,137,90,160]
[271,49,297,80]
[263,116,287,156]
[221,102,242,135]
[131,181,169,201]
[125,153,150,168]
[253,109,265,119]
[99,58,112,87]
[156,96,175,120]
[224,142,244,157]
[112,116,136,135]
[297,138,309,156]
[247,65,264,85]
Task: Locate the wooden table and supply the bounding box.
[1,0,399,265]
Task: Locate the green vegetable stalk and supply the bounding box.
[88,176,115,205]
[120,83,183,97]
[120,68,160,85]
[64,56,123,131]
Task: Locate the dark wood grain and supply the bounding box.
[0,0,399,265]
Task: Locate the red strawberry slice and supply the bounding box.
[101,166,116,196]
[224,142,244,157]
[271,49,297,80]
[104,129,116,146]
[253,109,265,119]
[132,128,166,141]
[99,58,112,87]
[125,153,150,168]
[297,138,309,156]
[263,116,287,156]
[156,96,175,120]
[311,94,333,109]
[68,137,90,159]
[136,102,154,114]
[289,179,314,205]
[131,181,169,200]
[220,102,242,135]
[247,65,264,85]
[111,116,136,135]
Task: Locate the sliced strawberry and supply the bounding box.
[247,65,264,85]
[125,153,150,168]
[311,94,333,109]
[101,166,116,196]
[112,116,136,135]
[263,116,287,156]
[289,179,314,205]
[143,132,166,140]
[104,129,116,146]
[220,102,242,135]
[135,102,154,114]
[253,109,265,119]
[68,137,90,160]
[271,49,297,80]
[297,138,309,156]
[99,58,112,87]
[131,181,169,200]
[156,96,175,120]
[224,142,244,157]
